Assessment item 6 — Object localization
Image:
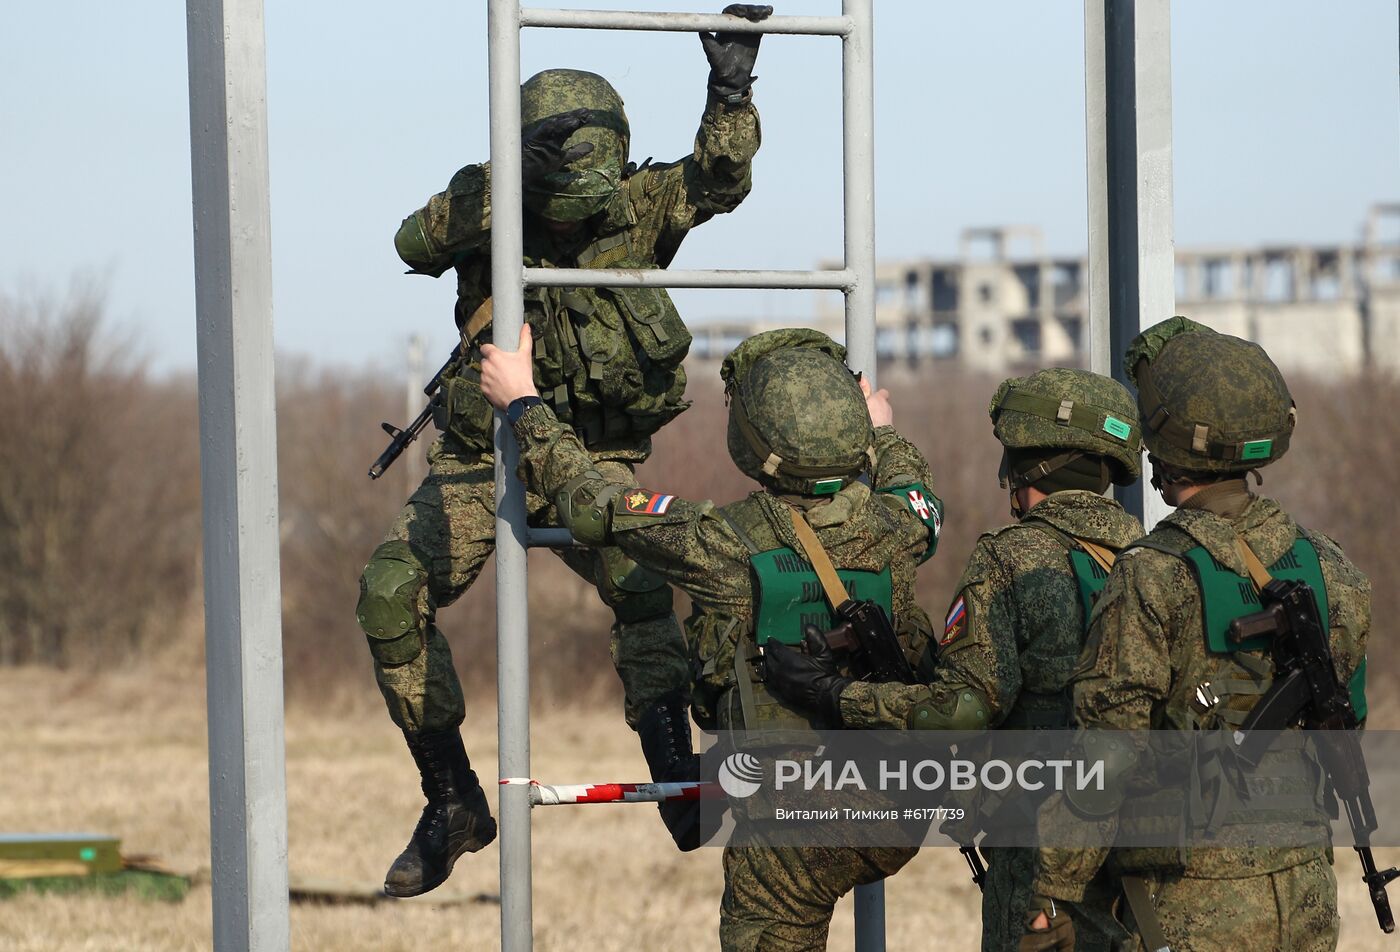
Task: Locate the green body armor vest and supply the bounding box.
[750,546,893,647]
[711,501,906,746]
[1180,536,1366,719]
[1110,533,1358,867]
[1067,547,1111,622]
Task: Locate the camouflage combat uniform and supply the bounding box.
[1034,484,1369,950]
[507,332,941,951]
[838,369,1145,952]
[1032,318,1371,952]
[360,77,761,735]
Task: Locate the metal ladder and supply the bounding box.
[487,3,884,948]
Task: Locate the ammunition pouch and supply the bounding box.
[610,281,692,367]
[720,637,832,749]
[433,365,495,452]
[1110,728,1331,873]
[441,253,692,452]
[357,540,431,665]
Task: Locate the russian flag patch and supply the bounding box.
[623,489,675,515]
[941,595,967,645]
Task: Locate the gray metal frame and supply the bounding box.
[182,1,1176,949]
[488,3,880,950]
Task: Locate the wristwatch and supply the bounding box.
[506,395,545,425]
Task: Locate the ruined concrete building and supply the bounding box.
[689,204,1400,377]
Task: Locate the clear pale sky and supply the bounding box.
[2,0,1396,374]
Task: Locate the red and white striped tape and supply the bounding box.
[500,779,721,806]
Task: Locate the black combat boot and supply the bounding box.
[638,691,702,852]
[383,728,497,898]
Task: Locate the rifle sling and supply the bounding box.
[1234,536,1276,591]
[787,507,851,611]
[1121,875,1173,952]
[463,298,494,344]
[1073,536,1118,576]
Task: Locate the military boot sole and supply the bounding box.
[382,816,498,899]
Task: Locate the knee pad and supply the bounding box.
[598,548,673,624]
[357,540,431,665]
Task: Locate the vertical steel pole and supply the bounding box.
[842,0,877,383]
[1083,0,1112,380]
[488,1,534,950]
[185,0,290,949]
[842,1,886,949]
[1084,0,1174,529]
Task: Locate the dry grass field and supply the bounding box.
[3,667,1397,951]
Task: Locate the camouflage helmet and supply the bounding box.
[721,328,875,496]
[1126,316,1296,475]
[520,69,629,223]
[989,368,1143,489]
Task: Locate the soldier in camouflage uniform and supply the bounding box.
[1025,317,1370,951]
[478,326,943,951]
[764,369,1144,952]
[356,5,773,898]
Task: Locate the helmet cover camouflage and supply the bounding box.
[520,69,630,222]
[721,328,875,495]
[989,368,1142,485]
[1126,316,1295,474]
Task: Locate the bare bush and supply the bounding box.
[0,288,200,666]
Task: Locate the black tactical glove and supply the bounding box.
[698,4,774,103]
[1018,897,1075,952]
[762,626,851,725]
[521,108,594,188]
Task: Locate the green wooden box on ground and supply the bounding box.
[0,834,122,878]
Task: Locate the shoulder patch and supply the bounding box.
[623,489,675,516]
[941,595,967,646]
[879,482,945,563]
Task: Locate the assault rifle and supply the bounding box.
[960,844,987,892]
[1229,578,1398,933]
[367,343,463,480]
[816,598,919,686]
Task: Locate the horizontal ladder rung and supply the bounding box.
[526,528,576,548]
[525,780,721,805]
[519,9,852,35]
[523,267,855,291]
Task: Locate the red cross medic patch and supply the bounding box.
[623,489,676,515]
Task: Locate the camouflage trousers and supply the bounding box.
[1120,855,1338,952]
[981,847,1124,952]
[363,438,690,734]
[719,843,917,951]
